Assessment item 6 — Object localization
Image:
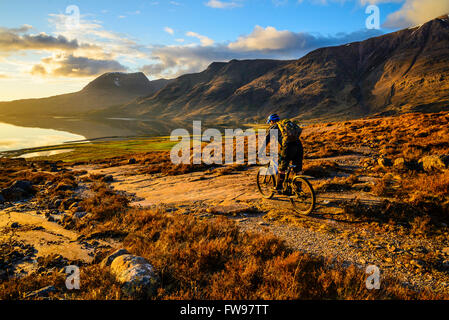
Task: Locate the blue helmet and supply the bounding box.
[267,114,280,124]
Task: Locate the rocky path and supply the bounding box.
[68,159,449,294]
[0,204,117,277]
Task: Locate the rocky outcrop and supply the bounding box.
[98,16,449,122]
[0,180,35,202]
[102,249,159,298]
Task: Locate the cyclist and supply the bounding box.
[264,114,304,192]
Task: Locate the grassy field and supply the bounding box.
[0,137,178,163]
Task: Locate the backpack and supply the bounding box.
[277,119,302,143]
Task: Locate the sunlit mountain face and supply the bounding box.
[3,0,447,102]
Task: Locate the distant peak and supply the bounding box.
[82,72,150,92]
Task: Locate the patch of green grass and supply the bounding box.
[1,137,178,162]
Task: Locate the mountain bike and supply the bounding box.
[256,160,316,215]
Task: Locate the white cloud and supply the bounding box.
[384,0,449,28]
[186,31,215,46]
[142,26,382,78]
[164,27,175,35]
[205,0,242,9]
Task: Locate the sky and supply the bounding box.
[0,0,448,101]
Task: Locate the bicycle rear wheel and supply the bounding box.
[256,166,276,199]
[289,177,316,215]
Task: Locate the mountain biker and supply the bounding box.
[264,114,304,192]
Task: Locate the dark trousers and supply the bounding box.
[279,140,303,172]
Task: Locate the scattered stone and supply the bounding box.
[442,247,449,255]
[10,222,20,229]
[100,249,130,268]
[259,221,270,226]
[110,254,159,298]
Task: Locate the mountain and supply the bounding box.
[1,15,448,122]
[101,15,449,122]
[0,72,172,116]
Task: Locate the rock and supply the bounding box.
[393,157,407,171]
[100,249,129,268]
[103,175,114,182]
[10,180,33,194]
[441,260,449,271]
[10,222,20,229]
[25,285,57,299]
[378,157,392,169]
[0,193,4,203]
[110,254,159,298]
[128,158,137,165]
[73,211,87,219]
[419,155,447,172]
[55,182,75,192]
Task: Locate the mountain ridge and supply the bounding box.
[1,15,448,122]
[0,72,172,116]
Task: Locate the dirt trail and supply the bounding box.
[69,159,449,294]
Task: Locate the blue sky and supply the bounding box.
[0,0,448,100]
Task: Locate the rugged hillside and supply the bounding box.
[0,72,171,116]
[106,15,449,122]
[1,16,448,122]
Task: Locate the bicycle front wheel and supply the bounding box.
[256,166,276,199]
[289,177,316,215]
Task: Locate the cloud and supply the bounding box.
[0,25,81,53]
[164,27,175,35]
[205,0,242,9]
[141,26,382,78]
[186,31,215,46]
[228,25,382,53]
[48,13,151,61]
[383,0,449,28]
[31,54,127,77]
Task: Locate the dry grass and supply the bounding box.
[63,208,446,300]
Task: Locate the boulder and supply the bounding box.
[110,254,159,298]
[1,187,25,201]
[10,180,33,194]
[419,155,447,172]
[100,249,129,268]
[128,158,137,165]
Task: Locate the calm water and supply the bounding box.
[0,116,192,152]
[0,122,85,152]
[0,116,236,153]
